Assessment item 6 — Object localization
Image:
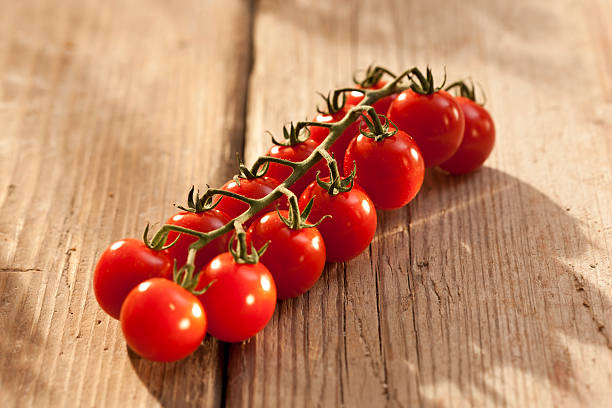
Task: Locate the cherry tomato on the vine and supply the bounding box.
[93,238,172,319]
[439,96,495,175]
[196,252,276,342]
[164,209,232,272]
[265,139,328,197]
[247,211,326,299]
[299,180,376,263]
[215,176,280,225]
[345,79,396,115]
[120,278,206,362]
[387,89,464,167]
[308,111,360,173]
[344,130,425,209]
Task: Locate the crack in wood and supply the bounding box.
[0,267,42,273]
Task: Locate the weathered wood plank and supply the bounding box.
[232,0,612,407]
[0,0,252,406]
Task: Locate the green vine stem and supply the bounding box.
[147,67,419,283]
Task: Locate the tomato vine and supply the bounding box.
[145,67,426,289]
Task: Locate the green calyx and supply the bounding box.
[235,153,269,182]
[445,80,486,105]
[270,122,311,146]
[278,187,330,230]
[353,65,397,88]
[176,186,221,213]
[317,90,346,115]
[229,223,269,264]
[316,156,356,197]
[359,111,398,142]
[408,66,447,95]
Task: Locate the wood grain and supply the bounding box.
[0,0,611,407]
[234,0,612,407]
[0,0,252,406]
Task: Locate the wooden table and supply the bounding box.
[1,0,611,406]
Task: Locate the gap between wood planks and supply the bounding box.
[219,0,256,406]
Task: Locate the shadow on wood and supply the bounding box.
[128,336,224,407]
[381,167,611,406]
[221,167,611,407]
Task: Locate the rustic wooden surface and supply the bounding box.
[1,0,610,407]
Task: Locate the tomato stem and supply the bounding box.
[445,79,486,105]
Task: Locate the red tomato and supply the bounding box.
[215,177,280,225]
[387,89,465,167]
[247,211,326,299]
[307,112,360,173]
[344,130,425,209]
[93,238,173,319]
[120,278,207,362]
[164,210,232,272]
[196,253,276,342]
[265,138,328,196]
[298,180,376,262]
[439,96,495,174]
[344,80,396,115]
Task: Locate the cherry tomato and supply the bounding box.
[247,211,326,299]
[344,79,396,115]
[439,96,495,174]
[164,209,232,272]
[344,130,425,209]
[307,111,359,173]
[196,253,276,342]
[298,180,376,262]
[387,89,464,167]
[120,278,206,362]
[93,238,173,319]
[215,177,280,225]
[265,138,328,197]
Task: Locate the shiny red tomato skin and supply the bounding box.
[215,177,280,225]
[196,253,277,342]
[387,89,465,167]
[307,112,360,173]
[344,130,425,209]
[298,180,377,262]
[344,80,396,115]
[93,239,173,319]
[439,96,496,174]
[164,210,232,272]
[265,139,328,196]
[120,278,207,362]
[247,211,326,299]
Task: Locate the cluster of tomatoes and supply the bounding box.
[93,66,495,362]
